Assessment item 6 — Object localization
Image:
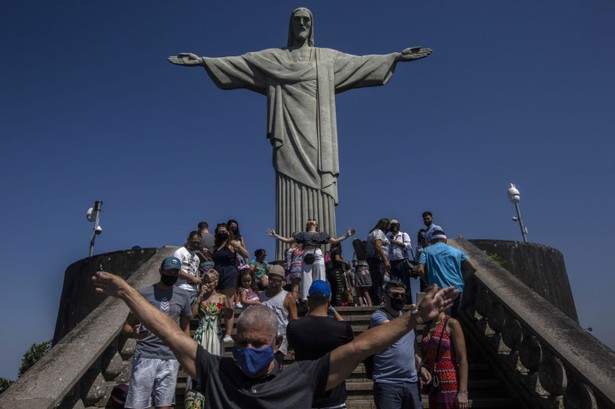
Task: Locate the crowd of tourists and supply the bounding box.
[97,211,476,409]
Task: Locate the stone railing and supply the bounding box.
[0,247,176,409]
[450,239,615,409]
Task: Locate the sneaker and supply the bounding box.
[223,335,234,343]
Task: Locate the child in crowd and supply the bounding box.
[236,269,260,308]
[249,249,269,290]
[352,238,373,306]
[342,269,357,306]
[285,242,304,297]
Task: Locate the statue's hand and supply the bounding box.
[398,47,432,62]
[168,52,204,66]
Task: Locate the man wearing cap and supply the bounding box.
[287,280,354,409]
[386,219,414,303]
[121,256,192,409]
[259,264,298,365]
[417,231,476,318]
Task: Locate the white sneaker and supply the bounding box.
[223,335,234,343]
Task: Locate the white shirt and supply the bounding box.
[173,246,200,293]
[387,231,412,261]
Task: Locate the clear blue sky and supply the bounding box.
[1,0,614,380]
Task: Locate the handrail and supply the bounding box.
[450,238,615,409]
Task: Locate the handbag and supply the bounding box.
[399,258,413,277]
[303,253,316,265]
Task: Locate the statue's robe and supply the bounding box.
[203,48,398,258]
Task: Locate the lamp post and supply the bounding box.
[507,183,528,243]
[86,200,103,257]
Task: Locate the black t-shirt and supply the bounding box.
[328,244,345,271]
[287,315,354,408]
[293,231,331,247]
[195,345,329,409]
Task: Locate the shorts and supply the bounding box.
[125,356,180,408]
[354,265,372,288]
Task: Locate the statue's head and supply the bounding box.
[287,7,314,47]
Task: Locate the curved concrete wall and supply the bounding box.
[53,248,159,344]
[469,239,578,322]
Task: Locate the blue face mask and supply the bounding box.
[232,345,275,378]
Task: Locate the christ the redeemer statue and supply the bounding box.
[169,7,431,259]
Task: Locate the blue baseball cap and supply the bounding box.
[308,280,331,298]
[161,256,181,270]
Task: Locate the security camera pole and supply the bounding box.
[87,200,103,257]
[507,183,528,243]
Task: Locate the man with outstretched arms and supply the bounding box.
[92,268,457,409]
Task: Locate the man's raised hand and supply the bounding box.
[416,284,459,322]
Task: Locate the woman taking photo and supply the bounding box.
[419,310,469,409]
[267,218,355,302]
[226,219,249,263]
[213,223,249,311]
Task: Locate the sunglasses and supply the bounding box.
[387,292,405,299]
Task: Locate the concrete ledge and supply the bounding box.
[54,247,160,343]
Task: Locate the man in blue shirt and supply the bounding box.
[422,211,442,245]
[370,280,422,409]
[418,231,476,317]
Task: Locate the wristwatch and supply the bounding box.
[409,306,424,324]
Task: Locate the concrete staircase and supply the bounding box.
[175,306,520,409]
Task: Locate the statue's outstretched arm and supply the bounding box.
[395,46,432,62]
[168,52,205,66]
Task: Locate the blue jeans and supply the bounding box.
[373,381,423,409]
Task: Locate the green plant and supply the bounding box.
[18,340,52,377]
[488,253,506,266]
[0,378,15,395]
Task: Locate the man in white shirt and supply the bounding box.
[173,231,202,304]
[387,219,414,303]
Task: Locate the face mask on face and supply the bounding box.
[232,345,275,378]
[189,242,201,250]
[390,297,405,311]
[160,274,178,286]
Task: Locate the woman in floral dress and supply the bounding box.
[184,269,233,409]
[419,310,469,409]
